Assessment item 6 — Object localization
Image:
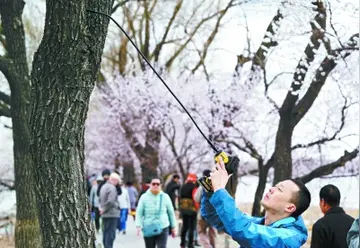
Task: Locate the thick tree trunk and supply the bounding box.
[0,1,42,247]
[251,164,270,217]
[29,0,114,247]
[273,115,293,184]
[122,160,136,184]
[141,156,159,183]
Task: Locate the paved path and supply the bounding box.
[94,218,311,248]
[95,218,181,248]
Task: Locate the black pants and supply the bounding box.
[181,214,197,248]
[144,227,169,248]
[102,217,118,248]
[92,207,100,231]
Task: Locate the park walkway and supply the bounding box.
[94,217,310,248]
[95,217,181,248]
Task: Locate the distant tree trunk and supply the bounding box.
[225,168,238,198]
[251,161,271,217]
[122,157,137,184]
[0,1,42,247]
[273,115,293,184]
[122,124,161,184]
[29,0,114,247]
[141,154,160,183]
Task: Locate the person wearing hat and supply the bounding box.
[179,173,198,248]
[97,169,112,196]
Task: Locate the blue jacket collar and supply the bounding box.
[256,216,302,228]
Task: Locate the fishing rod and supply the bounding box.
[87,10,239,192]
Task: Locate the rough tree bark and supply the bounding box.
[0,0,42,247]
[29,0,114,247]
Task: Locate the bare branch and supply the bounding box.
[123,5,141,58]
[165,7,232,70]
[0,90,11,105]
[191,0,234,74]
[111,0,131,14]
[217,138,263,161]
[121,121,145,156]
[0,103,11,117]
[327,1,344,48]
[280,1,327,115]
[118,36,129,75]
[0,179,15,190]
[142,0,151,60]
[235,8,283,73]
[297,149,359,184]
[292,33,359,126]
[319,173,359,179]
[189,40,210,81]
[162,119,187,179]
[263,72,293,110]
[292,94,352,150]
[151,0,183,62]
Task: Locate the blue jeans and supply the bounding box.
[118,208,128,231]
[102,217,118,248]
[144,227,169,248]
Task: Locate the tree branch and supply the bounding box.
[264,72,293,110]
[292,93,352,150]
[291,33,359,126]
[280,1,327,115]
[151,0,183,62]
[0,90,11,105]
[142,0,151,60]
[111,0,131,14]
[0,103,11,117]
[235,8,283,73]
[217,138,263,161]
[191,0,234,74]
[297,149,359,184]
[165,8,231,70]
[121,121,145,157]
[162,119,186,179]
[0,179,15,190]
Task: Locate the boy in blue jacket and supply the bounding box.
[201,158,311,248]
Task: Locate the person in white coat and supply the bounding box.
[117,179,131,234]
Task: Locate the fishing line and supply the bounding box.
[87,10,219,153]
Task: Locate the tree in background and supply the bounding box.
[86,71,215,183]
[0,0,42,247]
[209,0,359,216]
[95,0,244,183]
[29,0,115,247]
[105,0,242,77]
[86,1,358,212]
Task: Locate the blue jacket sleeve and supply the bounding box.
[202,189,304,248]
[347,218,359,248]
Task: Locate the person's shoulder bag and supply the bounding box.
[142,194,163,237]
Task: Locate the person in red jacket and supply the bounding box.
[179,173,198,248]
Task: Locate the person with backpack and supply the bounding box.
[179,173,198,248]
